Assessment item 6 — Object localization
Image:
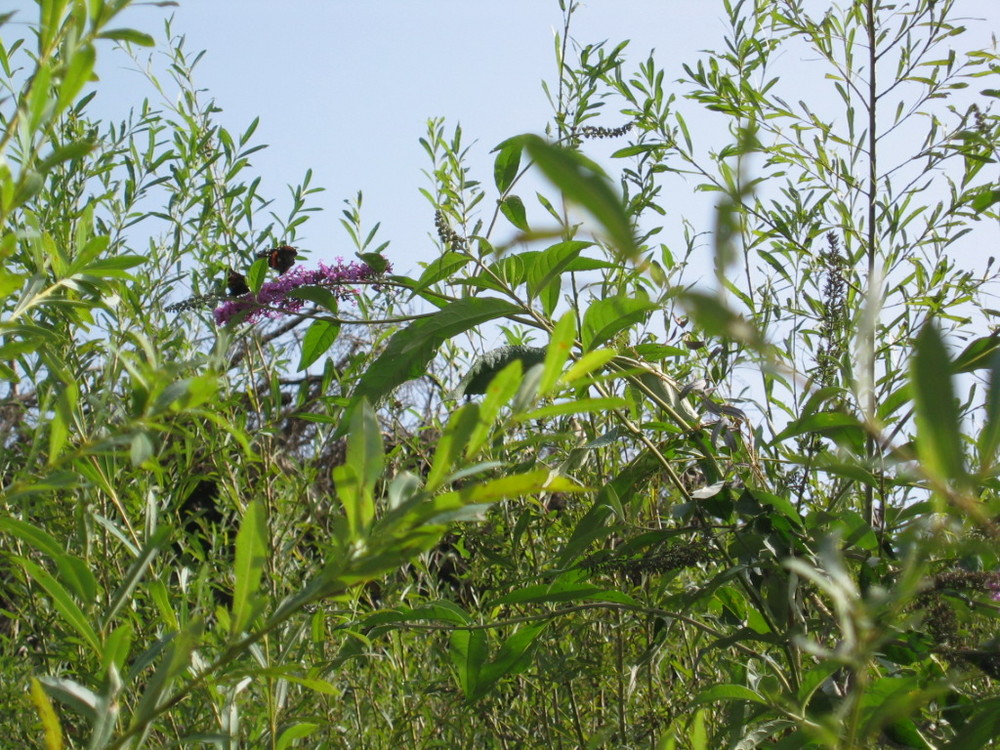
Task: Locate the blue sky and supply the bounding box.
[5,1,999,283]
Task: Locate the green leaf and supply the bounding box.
[29,678,63,750]
[693,684,767,704]
[499,195,529,231]
[492,137,523,193]
[0,516,64,558]
[298,318,340,371]
[334,398,384,538]
[465,361,523,458]
[521,135,638,260]
[772,411,867,454]
[581,294,657,350]
[357,252,389,274]
[97,28,155,46]
[290,285,341,313]
[352,297,521,405]
[679,291,767,351]
[525,240,590,307]
[17,557,101,657]
[56,43,95,114]
[413,253,470,292]
[952,332,1000,373]
[475,622,548,699]
[103,528,168,628]
[230,500,268,637]
[38,139,96,173]
[911,319,966,486]
[977,350,1000,473]
[277,723,321,750]
[426,404,481,490]
[539,311,576,396]
[450,629,487,701]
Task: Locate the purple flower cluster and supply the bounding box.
[213,258,390,326]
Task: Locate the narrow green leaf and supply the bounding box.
[98,28,155,46]
[230,500,268,637]
[17,557,101,657]
[427,404,481,490]
[465,362,523,458]
[521,135,638,260]
[30,677,63,750]
[298,318,340,371]
[276,723,321,750]
[540,311,576,396]
[56,43,95,114]
[912,320,966,485]
[103,528,168,628]
[0,516,64,558]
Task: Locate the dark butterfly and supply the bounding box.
[227,266,250,296]
[256,245,298,275]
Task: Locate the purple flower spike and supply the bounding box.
[213,257,390,326]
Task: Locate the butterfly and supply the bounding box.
[226,266,250,296]
[256,245,298,275]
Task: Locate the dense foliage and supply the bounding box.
[2,1,1000,748]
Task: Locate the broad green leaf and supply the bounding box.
[298,318,340,371]
[525,240,590,305]
[911,319,966,486]
[772,411,867,454]
[475,622,548,699]
[414,252,470,292]
[352,297,521,405]
[450,629,488,700]
[290,285,341,313]
[277,723,321,750]
[500,195,529,231]
[520,135,638,260]
[679,291,767,351]
[230,500,268,637]
[37,676,98,722]
[492,136,523,193]
[582,295,657,350]
[334,399,383,538]
[17,557,101,657]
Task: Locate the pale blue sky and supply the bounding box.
[5,1,999,281]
